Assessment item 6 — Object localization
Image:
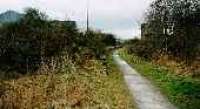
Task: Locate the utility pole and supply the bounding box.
[86,0,90,33]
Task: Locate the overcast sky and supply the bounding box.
[0,0,152,39]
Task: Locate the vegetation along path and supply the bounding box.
[113,52,177,109]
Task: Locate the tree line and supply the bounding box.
[0,8,117,73]
[126,0,200,63]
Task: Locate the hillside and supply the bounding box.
[0,10,23,23]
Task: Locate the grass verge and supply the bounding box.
[0,56,135,109]
[119,48,200,109]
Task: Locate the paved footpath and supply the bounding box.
[113,53,177,109]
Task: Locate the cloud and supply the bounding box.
[0,0,152,39]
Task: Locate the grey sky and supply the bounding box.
[0,0,152,39]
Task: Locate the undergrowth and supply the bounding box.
[0,56,135,109]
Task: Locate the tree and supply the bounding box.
[145,0,200,62]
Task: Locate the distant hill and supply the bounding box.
[0,10,23,24]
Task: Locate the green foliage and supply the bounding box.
[0,8,78,72]
[124,39,155,59]
[84,31,107,58]
[0,8,117,73]
[102,33,116,46]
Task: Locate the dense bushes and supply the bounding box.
[0,8,78,73]
[82,31,116,58]
[124,39,155,59]
[0,8,117,73]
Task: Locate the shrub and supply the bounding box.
[126,40,155,59]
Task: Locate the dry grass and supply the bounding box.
[154,54,200,76]
[0,58,135,109]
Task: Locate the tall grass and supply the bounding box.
[0,55,135,109]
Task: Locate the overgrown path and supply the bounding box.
[113,52,177,109]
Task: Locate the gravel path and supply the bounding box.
[113,53,177,109]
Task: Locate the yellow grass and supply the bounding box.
[154,54,200,76]
[0,59,135,109]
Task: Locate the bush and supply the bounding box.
[0,8,117,74]
[126,40,155,59]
